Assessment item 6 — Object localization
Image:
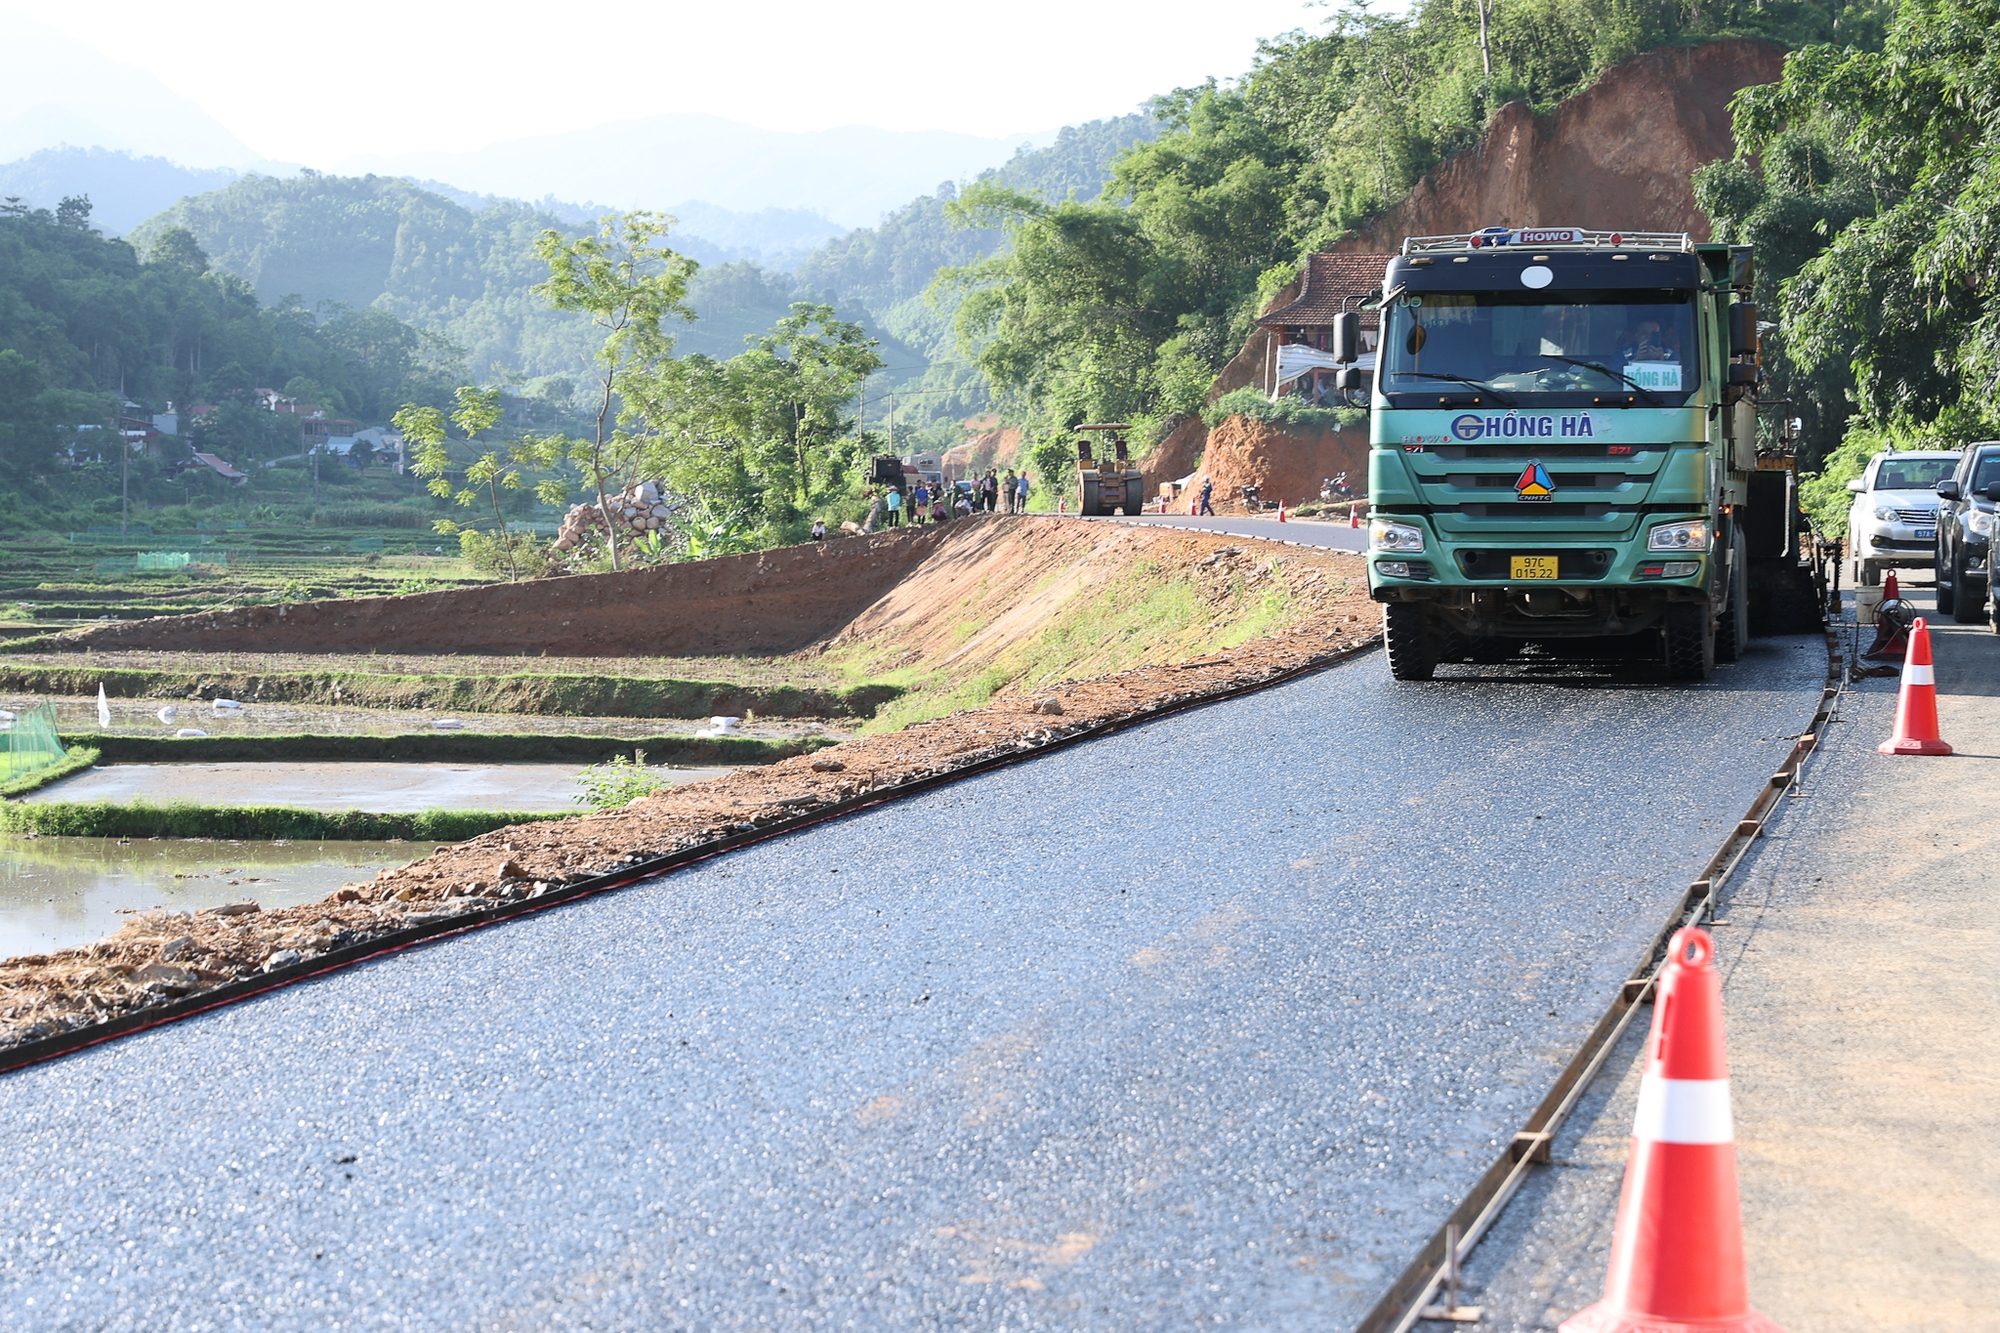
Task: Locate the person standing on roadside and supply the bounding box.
[862,488,882,533]
[911,480,929,526]
[885,486,903,527]
[1001,469,1018,515]
[1198,475,1215,516]
[1016,472,1031,513]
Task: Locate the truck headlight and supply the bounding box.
[1970,510,1993,537]
[1647,519,1710,552]
[1874,505,1900,521]
[1369,519,1426,554]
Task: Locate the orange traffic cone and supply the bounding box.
[1882,569,1900,602]
[1562,928,1786,1333]
[1348,505,1361,529]
[1278,500,1287,523]
[1879,616,1952,755]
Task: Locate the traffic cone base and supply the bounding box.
[1561,1302,1788,1333]
[1878,616,1952,755]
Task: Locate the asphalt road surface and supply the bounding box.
[0,637,1827,1331]
[1087,512,1370,553]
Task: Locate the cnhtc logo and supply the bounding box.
[1451,414,1485,441]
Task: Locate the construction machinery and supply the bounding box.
[1073,424,1147,516]
[1338,226,1828,681]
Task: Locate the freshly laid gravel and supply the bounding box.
[0,637,1826,1331]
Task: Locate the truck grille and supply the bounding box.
[1455,549,1615,580]
[1898,507,1937,523]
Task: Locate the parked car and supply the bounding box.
[1934,441,2000,621]
[1846,449,1959,586]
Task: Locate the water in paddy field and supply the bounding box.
[0,836,419,958]
[3,695,844,742]
[24,761,737,813]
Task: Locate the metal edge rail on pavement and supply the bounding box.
[1354,621,1848,1333]
[0,632,1387,1078]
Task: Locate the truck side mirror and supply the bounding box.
[1335,367,1363,392]
[1729,303,1758,358]
[1331,311,1361,365]
[1845,478,1865,493]
[1985,483,2000,503]
[1937,478,1962,500]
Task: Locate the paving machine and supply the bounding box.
[1073,423,1147,516]
[1332,225,1827,681]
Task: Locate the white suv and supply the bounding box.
[1846,449,1960,586]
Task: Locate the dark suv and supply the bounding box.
[1934,441,2000,622]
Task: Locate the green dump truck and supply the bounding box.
[1329,226,1824,681]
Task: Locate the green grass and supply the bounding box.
[0,664,900,720]
[68,732,828,766]
[0,800,563,841]
[0,744,97,798]
[846,557,1310,733]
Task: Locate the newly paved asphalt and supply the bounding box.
[0,637,1827,1331]
[1084,512,1370,553]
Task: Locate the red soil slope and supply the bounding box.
[1196,418,1370,509]
[1337,39,1784,251]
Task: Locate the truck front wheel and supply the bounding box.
[1383,603,1438,681]
[1663,601,1715,681]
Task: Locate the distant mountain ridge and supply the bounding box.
[344,113,1051,230]
[0,13,267,168]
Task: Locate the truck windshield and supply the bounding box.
[1380,291,1698,405]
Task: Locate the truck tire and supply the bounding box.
[1383,603,1437,681]
[1715,528,1748,664]
[1664,601,1715,681]
[1124,478,1145,515]
[1080,478,1100,516]
[1938,554,1959,616]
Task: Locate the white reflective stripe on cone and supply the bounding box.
[1631,1076,1734,1144]
[1905,663,1935,686]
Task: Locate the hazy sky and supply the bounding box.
[4,0,1350,166]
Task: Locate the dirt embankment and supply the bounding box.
[0,521,1378,1051]
[1196,418,1370,509]
[47,522,972,658]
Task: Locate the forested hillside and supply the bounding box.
[948,0,1889,474]
[0,195,452,525]
[112,116,1161,453]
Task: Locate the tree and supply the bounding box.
[532,212,697,569]
[397,387,538,580]
[634,304,883,536]
[1730,0,2000,447]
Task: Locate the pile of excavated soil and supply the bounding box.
[1196,417,1369,510]
[0,533,1377,1051]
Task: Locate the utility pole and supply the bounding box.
[1477,0,1492,79]
[119,373,129,536]
[888,394,896,459]
[857,377,866,450]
